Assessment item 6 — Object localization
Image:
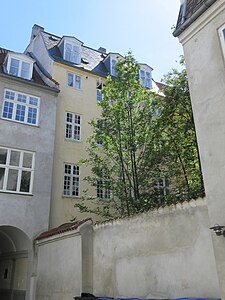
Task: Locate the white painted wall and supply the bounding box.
[93,199,219,298]
[36,232,82,300]
[177,1,225,298]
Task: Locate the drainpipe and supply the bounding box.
[173,0,217,37]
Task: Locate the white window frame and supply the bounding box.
[64,41,81,64]
[154,177,169,196]
[63,163,80,197]
[67,72,82,90]
[6,54,33,80]
[139,69,152,89]
[1,89,40,126]
[218,24,225,60]
[96,81,103,102]
[111,58,116,76]
[65,112,81,141]
[0,146,35,195]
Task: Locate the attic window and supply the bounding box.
[139,69,152,89]
[111,58,116,76]
[49,36,58,41]
[6,54,34,80]
[81,58,89,64]
[64,41,80,64]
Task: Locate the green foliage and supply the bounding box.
[75,53,204,218]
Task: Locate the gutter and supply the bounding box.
[173,0,217,37]
[0,72,59,94]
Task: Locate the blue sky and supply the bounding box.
[0,0,182,81]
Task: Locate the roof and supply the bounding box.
[36,218,93,240]
[173,0,217,37]
[37,30,153,77]
[41,31,110,77]
[0,47,56,88]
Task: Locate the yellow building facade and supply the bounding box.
[26,24,153,227]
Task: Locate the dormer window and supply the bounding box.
[111,58,116,76]
[64,41,80,64]
[6,53,34,80]
[139,69,152,89]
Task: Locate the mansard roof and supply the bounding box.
[41,30,110,77]
[173,0,217,37]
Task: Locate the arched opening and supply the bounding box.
[0,226,31,300]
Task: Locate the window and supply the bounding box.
[96,81,103,102]
[67,73,81,89]
[64,42,80,64]
[97,170,111,199]
[7,56,33,80]
[111,58,116,76]
[0,146,35,194]
[139,69,152,88]
[65,112,81,141]
[218,24,225,59]
[2,89,40,126]
[154,177,169,196]
[63,164,80,197]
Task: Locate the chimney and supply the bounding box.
[31,24,44,41]
[98,47,107,54]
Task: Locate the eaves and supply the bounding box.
[0,72,60,94]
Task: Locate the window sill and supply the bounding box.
[62,195,80,199]
[0,190,33,196]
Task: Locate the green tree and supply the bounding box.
[76,54,204,218]
[153,57,204,200]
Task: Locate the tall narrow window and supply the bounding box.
[2,89,40,126]
[111,59,116,76]
[96,81,103,102]
[0,147,35,194]
[139,69,152,89]
[63,164,80,197]
[67,73,81,90]
[65,112,81,141]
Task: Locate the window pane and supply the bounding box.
[17,94,27,103]
[23,152,33,168]
[9,58,19,76]
[15,104,26,122]
[10,150,20,166]
[7,169,18,191]
[0,148,7,164]
[0,168,5,189]
[63,175,70,195]
[2,101,14,119]
[20,171,31,192]
[74,125,80,140]
[27,107,37,124]
[75,75,81,89]
[66,124,72,138]
[66,112,72,123]
[29,97,38,106]
[67,73,74,87]
[5,90,15,100]
[21,62,30,79]
[65,164,71,174]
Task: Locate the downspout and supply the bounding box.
[173,0,218,37]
